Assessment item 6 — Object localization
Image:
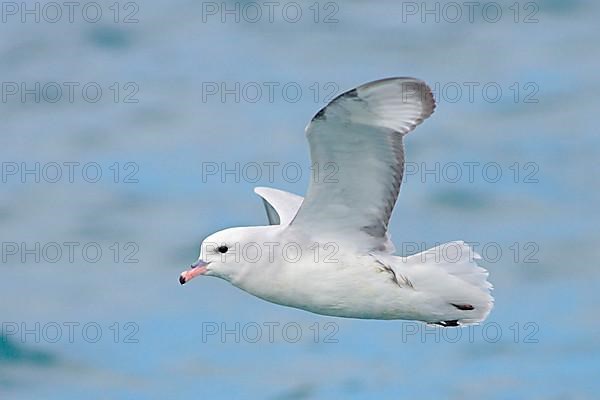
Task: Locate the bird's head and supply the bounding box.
[179,226,274,285]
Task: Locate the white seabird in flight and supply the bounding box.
[180,78,493,326]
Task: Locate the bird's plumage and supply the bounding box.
[292,78,435,253]
[181,77,493,326]
[254,187,303,225]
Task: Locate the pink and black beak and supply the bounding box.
[179,259,210,285]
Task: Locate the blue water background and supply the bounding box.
[1,0,599,398]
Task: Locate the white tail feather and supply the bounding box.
[400,241,494,325]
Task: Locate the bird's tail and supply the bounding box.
[401,241,494,326]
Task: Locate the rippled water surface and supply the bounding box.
[1,0,599,398]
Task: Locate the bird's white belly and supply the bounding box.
[234,255,421,320]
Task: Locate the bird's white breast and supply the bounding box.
[232,247,420,320]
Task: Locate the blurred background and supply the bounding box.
[1,0,598,398]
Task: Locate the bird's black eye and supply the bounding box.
[217,245,228,254]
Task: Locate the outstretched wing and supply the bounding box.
[254,187,303,225]
[290,77,435,251]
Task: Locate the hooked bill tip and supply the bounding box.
[179,274,186,285]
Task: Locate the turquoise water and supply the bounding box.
[1,0,599,398]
